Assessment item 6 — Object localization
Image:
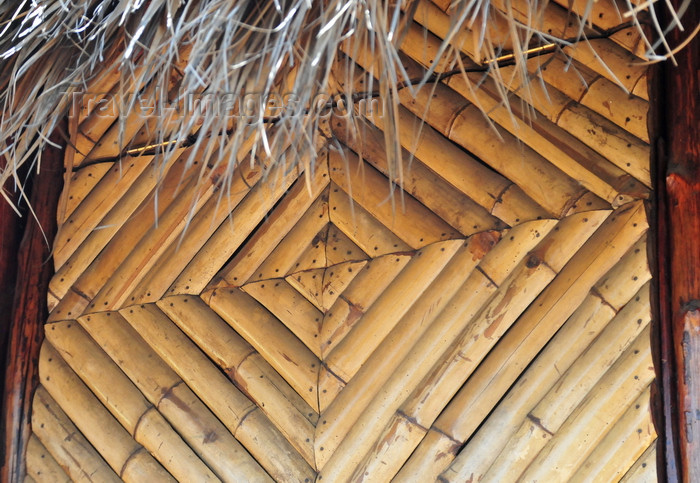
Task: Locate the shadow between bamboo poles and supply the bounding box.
[651,0,700,481]
[1,119,66,481]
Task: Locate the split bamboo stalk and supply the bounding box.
[49,146,198,313]
[45,319,220,482]
[314,232,499,473]
[515,326,655,482]
[367,24,591,217]
[38,343,175,481]
[72,86,121,168]
[319,261,368,311]
[558,103,651,186]
[120,303,314,481]
[620,442,657,482]
[316,220,552,477]
[549,0,648,57]
[355,212,607,480]
[57,164,113,226]
[219,164,330,285]
[25,435,70,483]
[318,365,347,411]
[49,149,185,303]
[32,386,121,482]
[53,155,160,269]
[323,239,464,383]
[290,226,331,273]
[401,233,648,479]
[458,290,651,482]
[157,295,317,464]
[571,384,656,482]
[428,200,646,463]
[595,234,650,309]
[125,161,265,304]
[489,0,649,99]
[247,190,330,283]
[87,158,239,311]
[329,149,460,247]
[332,115,503,235]
[580,76,650,143]
[335,48,551,225]
[244,279,323,357]
[204,288,320,410]
[324,227,369,267]
[328,182,412,255]
[320,253,413,357]
[410,2,647,203]
[287,268,326,311]
[77,311,271,482]
[447,67,648,204]
[167,145,321,296]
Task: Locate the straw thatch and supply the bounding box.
[0,0,686,480]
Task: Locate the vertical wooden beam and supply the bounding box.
[1,121,66,482]
[653,1,699,481]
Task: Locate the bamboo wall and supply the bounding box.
[26,0,656,481]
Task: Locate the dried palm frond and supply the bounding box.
[0,0,693,212]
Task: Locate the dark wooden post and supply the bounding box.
[1,121,66,481]
[653,1,699,481]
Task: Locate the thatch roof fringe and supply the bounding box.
[0,0,691,210]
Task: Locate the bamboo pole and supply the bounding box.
[25,435,70,483]
[204,288,321,410]
[320,253,412,357]
[287,268,326,311]
[571,384,656,482]
[328,181,412,255]
[38,343,175,481]
[316,220,553,478]
[319,260,367,311]
[157,295,317,464]
[580,76,650,143]
[329,149,460,247]
[87,159,234,310]
[45,319,220,482]
[120,303,314,480]
[77,311,271,482]
[32,385,121,482]
[216,160,329,286]
[488,0,649,99]
[332,115,504,235]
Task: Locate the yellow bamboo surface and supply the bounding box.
[29,1,655,480]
